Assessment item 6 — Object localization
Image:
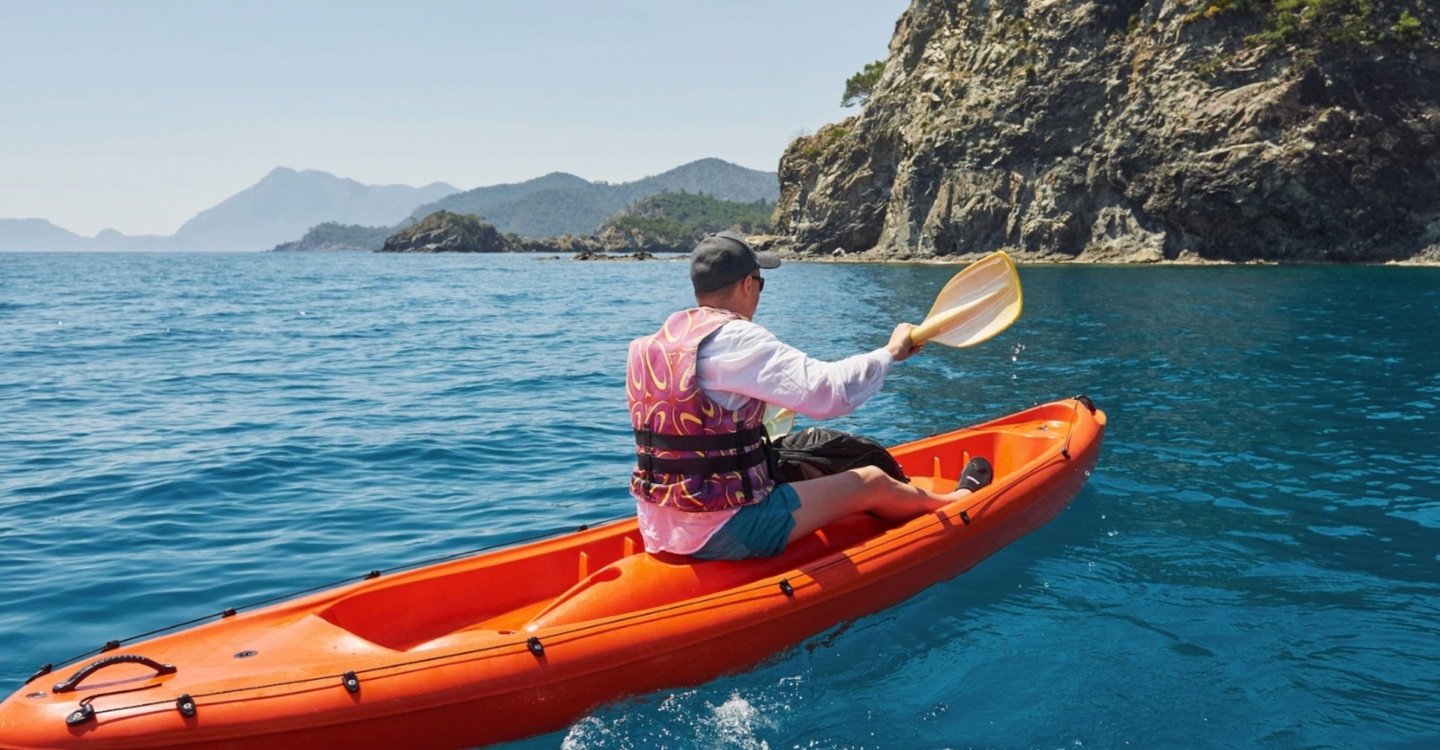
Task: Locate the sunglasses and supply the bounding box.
[749,274,765,292]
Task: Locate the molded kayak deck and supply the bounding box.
[0,398,1105,750]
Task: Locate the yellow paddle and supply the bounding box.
[910,250,1023,347]
[765,250,1023,437]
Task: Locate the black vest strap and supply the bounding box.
[633,427,764,452]
[637,444,769,477]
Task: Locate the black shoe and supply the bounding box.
[957,457,993,492]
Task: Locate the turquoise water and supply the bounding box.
[2,252,1437,748]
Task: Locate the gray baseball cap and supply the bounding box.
[690,231,781,293]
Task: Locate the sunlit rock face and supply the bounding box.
[774,0,1440,263]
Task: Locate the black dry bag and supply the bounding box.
[770,427,909,484]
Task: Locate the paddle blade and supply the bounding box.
[911,251,1022,348]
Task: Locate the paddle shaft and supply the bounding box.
[908,287,1006,345]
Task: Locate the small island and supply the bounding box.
[374,192,774,257]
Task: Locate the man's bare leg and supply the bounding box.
[786,465,967,544]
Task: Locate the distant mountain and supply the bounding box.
[0,219,172,252]
[0,168,458,252]
[2,161,776,252]
[0,219,90,251]
[616,158,781,203]
[411,158,778,238]
[171,168,457,251]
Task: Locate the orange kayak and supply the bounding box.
[0,398,1104,749]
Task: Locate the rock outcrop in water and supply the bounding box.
[381,211,520,253]
[774,0,1440,263]
[272,222,394,252]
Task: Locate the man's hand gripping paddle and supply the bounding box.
[764,251,1023,437]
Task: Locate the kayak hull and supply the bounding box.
[0,399,1105,749]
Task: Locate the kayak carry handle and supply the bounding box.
[52,654,177,694]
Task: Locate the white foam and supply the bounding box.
[701,692,773,750]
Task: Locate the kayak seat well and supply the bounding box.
[525,512,893,631]
[317,531,645,651]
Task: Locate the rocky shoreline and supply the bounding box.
[749,235,1440,266]
[380,214,1440,265]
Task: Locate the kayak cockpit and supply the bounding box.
[315,418,1071,652]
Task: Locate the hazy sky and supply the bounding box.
[2,1,909,237]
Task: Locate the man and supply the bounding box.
[627,231,989,560]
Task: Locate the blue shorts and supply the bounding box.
[691,483,801,561]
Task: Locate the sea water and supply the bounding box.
[1,252,1437,748]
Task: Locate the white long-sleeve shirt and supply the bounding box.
[635,316,895,554]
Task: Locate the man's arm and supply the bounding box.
[698,321,916,420]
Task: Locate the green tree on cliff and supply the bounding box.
[841,60,885,108]
[1189,0,1438,51]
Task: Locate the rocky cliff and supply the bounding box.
[774,0,1440,263]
